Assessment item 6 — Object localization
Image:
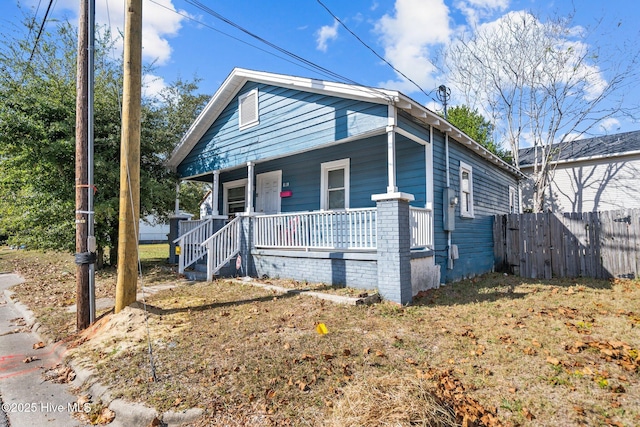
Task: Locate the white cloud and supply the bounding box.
[142,73,168,99]
[374,0,451,93]
[45,0,188,66]
[454,0,509,26]
[316,20,339,52]
[599,118,621,132]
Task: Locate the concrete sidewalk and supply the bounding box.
[0,272,204,427]
[0,273,88,427]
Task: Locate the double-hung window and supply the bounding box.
[321,159,350,210]
[509,186,517,213]
[223,179,247,215]
[459,161,474,218]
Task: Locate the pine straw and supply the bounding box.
[330,374,457,427]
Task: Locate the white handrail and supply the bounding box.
[178,218,210,237]
[410,207,433,249]
[254,208,377,250]
[202,216,241,281]
[174,218,213,274]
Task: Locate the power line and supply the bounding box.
[148,0,394,101]
[316,0,437,103]
[28,0,55,64]
[184,0,355,84]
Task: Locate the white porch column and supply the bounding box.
[211,170,220,216]
[387,105,398,193]
[425,126,434,210]
[174,181,180,215]
[246,161,255,213]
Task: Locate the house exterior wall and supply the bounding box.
[252,250,378,289]
[520,154,640,213]
[213,134,427,214]
[177,82,389,178]
[432,129,519,283]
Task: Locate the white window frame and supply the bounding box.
[238,89,259,130]
[509,185,517,214]
[222,178,248,215]
[459,161,474,218]
[320,158,350,210]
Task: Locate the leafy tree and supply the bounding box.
[445,10,640,211]
[442,105,509,161]
[0,13,208,263]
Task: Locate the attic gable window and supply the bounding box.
[238,89,259,130]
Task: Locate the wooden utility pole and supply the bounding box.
[75,0,90,330]
[115,0,143,313]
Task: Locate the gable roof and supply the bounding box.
[518,130,640,168]
[168,68,522,178]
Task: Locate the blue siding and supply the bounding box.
[432,130,518,282]
[177,82,388,178]
[398,113,431,143]
[210,134,426,213]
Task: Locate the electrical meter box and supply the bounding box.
[443,188,457,231]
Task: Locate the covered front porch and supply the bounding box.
[174,199,438,303]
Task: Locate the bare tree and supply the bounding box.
[445,10,640,212]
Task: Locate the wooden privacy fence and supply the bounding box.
[493,209,640,280]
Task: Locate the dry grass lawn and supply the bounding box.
[1,245,639,426]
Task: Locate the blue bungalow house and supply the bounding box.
[167,68,523,304]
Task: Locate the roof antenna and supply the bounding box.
[437,85,451,119]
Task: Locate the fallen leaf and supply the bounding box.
[23,356,37,363]
[521,408,535,420]
[32,342,45,350]
[96,407,115,424]
[546,356,560,366]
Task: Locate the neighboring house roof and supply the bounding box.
[168,68,523,178]
[518,130,640,168]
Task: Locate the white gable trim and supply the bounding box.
[167,68,524,180]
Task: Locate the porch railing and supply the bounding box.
[254,208,377,250]
[174,218,213,274]
[179,218,210,236]
[203,216,241,281]
[410,207,433,249]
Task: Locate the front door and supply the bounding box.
[256,171,282,214]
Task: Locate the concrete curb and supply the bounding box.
[5,281,204,427]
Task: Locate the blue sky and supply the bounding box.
[2,0,639,141]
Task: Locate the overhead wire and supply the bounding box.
[27,0,55,65]
[316,0,438,103]
[158,0,395,101]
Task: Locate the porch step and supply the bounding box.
[184,269,207,281]
[184,257,233,282]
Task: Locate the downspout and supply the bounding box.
[445,133,453,270]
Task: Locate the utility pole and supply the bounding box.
[75,0,90,330]
[115,0,143,313]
